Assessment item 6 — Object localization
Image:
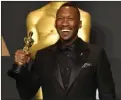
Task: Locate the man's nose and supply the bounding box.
[62,19,69,26]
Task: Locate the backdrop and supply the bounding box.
[1,1,121,100]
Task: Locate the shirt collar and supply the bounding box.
[57,37,79,52]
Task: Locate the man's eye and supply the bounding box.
[68,18,74,20]
[58,17,63,19]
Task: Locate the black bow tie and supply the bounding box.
[61,44,75,52]
[61,44,76,60]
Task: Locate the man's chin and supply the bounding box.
[60,37,72,42]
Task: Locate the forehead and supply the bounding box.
[57,6,78,16]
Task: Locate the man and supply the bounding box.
[8,3,116,100]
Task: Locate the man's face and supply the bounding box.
[55,6,81,41]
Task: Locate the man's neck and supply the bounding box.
[61,36,78,46]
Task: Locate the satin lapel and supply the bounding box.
[67,62,81,91]
[66,38,90,93]
[55,52,70,90]
[67,49,90,91]
[45,44,65,90]
[55,61,65,90]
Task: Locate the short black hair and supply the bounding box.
[57,2,80,20]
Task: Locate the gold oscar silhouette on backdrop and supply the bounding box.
[2,36,10,56]
[26,1,91,100]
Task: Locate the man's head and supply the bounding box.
[55,3,82,42]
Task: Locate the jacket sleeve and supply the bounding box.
[97,48,116,100]
[12,51,42,100]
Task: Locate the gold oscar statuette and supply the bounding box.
[23,31,34,54]
[18,31,34,66]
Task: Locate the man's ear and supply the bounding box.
[79,20,82,28]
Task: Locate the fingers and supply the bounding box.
[14,49,31,65]
[26,56,31,63]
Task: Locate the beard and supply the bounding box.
[58,29,78,44]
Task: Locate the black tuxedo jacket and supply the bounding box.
[10,38,116,100]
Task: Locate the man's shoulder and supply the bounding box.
[86,43,107,64]
[36,44,57,54]
[88,43,102,51]
[87,43,104,56]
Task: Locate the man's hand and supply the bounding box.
[15,50,31,65]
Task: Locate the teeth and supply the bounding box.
[61,29,70,32]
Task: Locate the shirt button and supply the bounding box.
[66,68,69,71]
[67,54,69,57]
